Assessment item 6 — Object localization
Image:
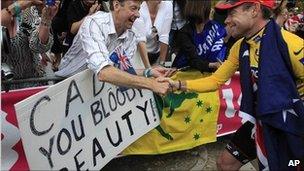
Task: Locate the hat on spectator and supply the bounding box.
[215,0,275,11]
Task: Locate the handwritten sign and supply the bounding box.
[15,69,160,170]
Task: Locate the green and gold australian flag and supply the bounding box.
[123,71,220,154]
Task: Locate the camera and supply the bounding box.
[46,0,55,6]
[1,63,14,81]
[1,26,14,80]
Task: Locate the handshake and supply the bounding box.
[143,66,181,96]
[156,77,184,92]
[148,66,185,96]
[142,66,187,96]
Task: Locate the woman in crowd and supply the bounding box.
[170,0,186,45]
[64,0,108,51]
[1,0,58,89]
[133,0,173,68]
[171,0,227,73]
[50,0,108,71]
[273,0,289,27]
[50,0,71,70]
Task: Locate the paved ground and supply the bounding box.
[103,137,257,170]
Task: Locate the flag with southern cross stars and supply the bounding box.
[109,45,136,91]
[250,19,304,171]
[255,98,304,171]
[123,71,221,155]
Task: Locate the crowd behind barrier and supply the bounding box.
[1,0,304,170]
[1,0,303,92]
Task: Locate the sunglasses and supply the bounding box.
[151,26,159,41]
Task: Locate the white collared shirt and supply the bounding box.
[56,11,139,77]
[132,1,173,54]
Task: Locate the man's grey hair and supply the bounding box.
[109,0,143,11]
[109,0,125,11]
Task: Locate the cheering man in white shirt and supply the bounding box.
[56,0,173,96]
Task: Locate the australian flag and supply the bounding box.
[256,20,304,171]
[255,100,304,171]
[240,19,304,171]
[109,46,136,91]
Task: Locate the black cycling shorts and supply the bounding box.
[225,121,257,164]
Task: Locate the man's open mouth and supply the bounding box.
[129,18,136,23]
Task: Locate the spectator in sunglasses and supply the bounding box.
[133,0,173,68]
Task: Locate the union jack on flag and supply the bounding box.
[109,45,136,75]
[255,99,304,171]
[116,47,132,70]
[109,45,136,91]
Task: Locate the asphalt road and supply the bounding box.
[102,137,257,170]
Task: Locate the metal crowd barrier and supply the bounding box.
[1,76,65,92]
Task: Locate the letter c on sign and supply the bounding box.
[30,96,54,136]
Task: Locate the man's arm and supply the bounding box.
[161,41,241,93]
[81,15,170,95]
[99,65,170,95]
[185,58,238,92]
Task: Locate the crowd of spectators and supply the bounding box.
[1,0,303,90]
[1,1,303,170]
[1,0,58,89]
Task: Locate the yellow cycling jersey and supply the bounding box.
[186,28,304,98]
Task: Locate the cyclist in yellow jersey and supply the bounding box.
[185,27,304,97]
[160,0,304,170]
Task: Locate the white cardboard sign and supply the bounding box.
[15,69,160,170]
